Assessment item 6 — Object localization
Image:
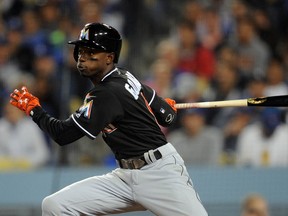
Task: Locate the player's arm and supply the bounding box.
[31,107,85,145]
[10,87,85,145]
[141,84,177,127]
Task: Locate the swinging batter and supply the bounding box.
[10,23,208,216]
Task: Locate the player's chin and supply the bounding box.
[79,72,87,77]
[78,69,98,79]
[78,67,89,77]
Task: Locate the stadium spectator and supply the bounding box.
[196,6,224,50]
[253,9,278,56]
[173,72,203,103]
[32,55,60,117]
[21,9,51,58]
[144,59,176,99]
[229,16,270,87]
[236,107,288,167]
[167,108,223,166]
[203,62,242,127]
[231,0,250,20]
[216,45,237,72]
[0,101,50,170]
[264,58,288,97]
[222,108,252,165]
[174,19,216,81]
[155,39,182,76]
[241,193,269,216]
[0,40,23,91]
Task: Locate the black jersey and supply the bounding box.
[71,68,176,158]
[31,67,176,159]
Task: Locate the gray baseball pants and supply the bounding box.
[42,143,208,216]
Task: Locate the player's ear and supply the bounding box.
[106,53,114,65]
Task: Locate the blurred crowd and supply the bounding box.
[1,0,288,170]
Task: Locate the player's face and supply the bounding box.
[76,46,114,81]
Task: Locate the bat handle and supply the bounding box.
[175,102,201,109]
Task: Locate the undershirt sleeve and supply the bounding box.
[31,106,85,145]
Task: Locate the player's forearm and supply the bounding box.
[31,106,84,145]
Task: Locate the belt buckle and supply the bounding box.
[121,158,146,169]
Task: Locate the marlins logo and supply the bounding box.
[79,28,89,40]
[76,100,93,119]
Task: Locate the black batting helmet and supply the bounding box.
[68,23,122,63]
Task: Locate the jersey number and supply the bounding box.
[125,72,141,100]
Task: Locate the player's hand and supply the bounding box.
[165,98,177,112]
[10,86,41,116]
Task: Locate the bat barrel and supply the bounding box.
[247,95,288,107]
[175,95,288,109]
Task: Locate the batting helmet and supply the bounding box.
[68,23,122,63]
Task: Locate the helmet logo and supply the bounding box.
[79,28,89,40]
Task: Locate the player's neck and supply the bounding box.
[90,65,115,85]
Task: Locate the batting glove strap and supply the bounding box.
[30,106,47,123]
[165,98,177,112]
[10,86,41,116]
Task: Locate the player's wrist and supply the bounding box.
[165,98,177,112]
[29,106,45,121]
[28,105,42,117]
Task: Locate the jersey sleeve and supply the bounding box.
[31,106,85,145]
[71,88,124,139]
[141,84,177,127]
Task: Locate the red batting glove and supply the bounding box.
[10,86,41,116]
[165,98,177,112]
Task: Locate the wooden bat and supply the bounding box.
[175,95,288,109]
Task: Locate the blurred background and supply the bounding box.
[0,0,288,215]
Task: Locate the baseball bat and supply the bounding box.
[175,95,288,109]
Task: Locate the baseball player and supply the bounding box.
[10,23,208,216]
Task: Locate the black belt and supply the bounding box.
[118,150,162,169]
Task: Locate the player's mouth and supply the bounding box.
[77,64,88,75]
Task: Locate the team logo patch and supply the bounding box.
[80,28,89,40]
[165,114,174,123]
[77,100,93,119]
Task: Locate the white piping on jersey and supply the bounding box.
[101,67,118,82]
[148,89,156,105]
[71,114,97,139]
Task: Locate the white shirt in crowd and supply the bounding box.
[237,123,288,167]
[0,117,50,169]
